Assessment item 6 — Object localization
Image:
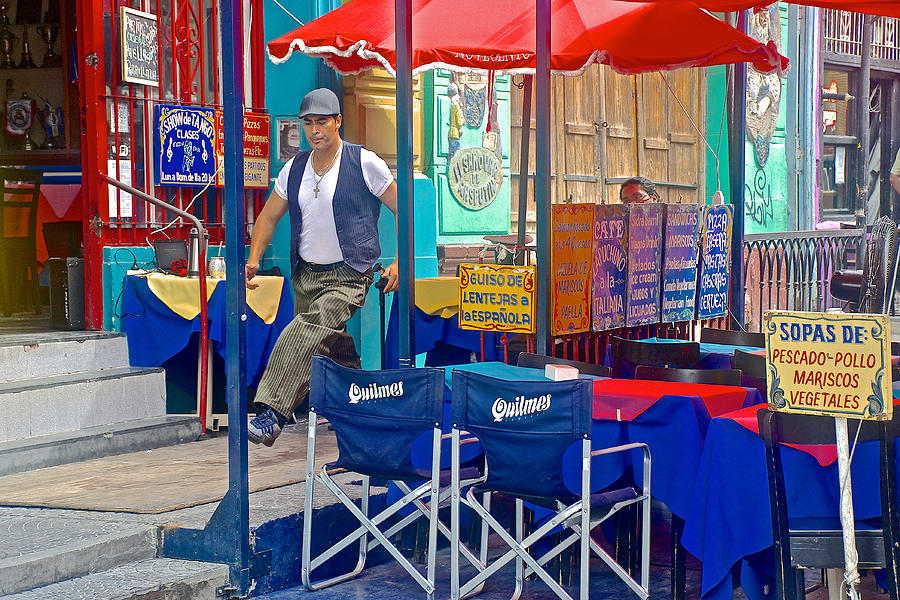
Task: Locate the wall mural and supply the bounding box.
[746,4,782,167]
[745,168,775,228]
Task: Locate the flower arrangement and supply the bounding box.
[170,258,188,277]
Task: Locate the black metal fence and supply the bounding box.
[742,229,865,332]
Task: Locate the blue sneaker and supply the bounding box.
[248,406,287,446]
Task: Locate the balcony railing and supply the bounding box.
[823,9,900,61]
[742,229,865,332]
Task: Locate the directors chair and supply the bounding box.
[304,355,484,598]
[450,370,651,600]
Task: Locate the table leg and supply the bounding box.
[196,340,214,430]
[671,515,686,600]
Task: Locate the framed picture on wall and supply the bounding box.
[277,118,301,162]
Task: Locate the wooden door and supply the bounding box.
[511,66,707,237]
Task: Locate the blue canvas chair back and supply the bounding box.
[450,370,592,500]
[310,355,444,481]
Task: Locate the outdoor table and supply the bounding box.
[384,277,505,368]
[680,400,900,600]
[121,274,293,417]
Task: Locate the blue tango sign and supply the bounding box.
[155,104,216,187]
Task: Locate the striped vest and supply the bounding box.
[286,143,382,274]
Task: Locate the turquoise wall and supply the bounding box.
[742,4,793,234]
[423,70,512,244]
[705,64,732,206]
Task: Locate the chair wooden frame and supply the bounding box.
[0,167,43,315]
[758,408,900,600]
[608,336,700,378]
[699,327,765,348]
[516,352,611,378]
[633,365,743,387]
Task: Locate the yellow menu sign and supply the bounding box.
[764,311,892,420]
[458,264,536,334]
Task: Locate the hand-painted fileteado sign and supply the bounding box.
[458,263,536,334]
[764,311,892,420]
[551,203,593,335]
[697,204,733,320]
[155,104,217,187]
[626,203,663,327]
[448,146,503,210]
[592,204,627,332]
[661,204,702,323]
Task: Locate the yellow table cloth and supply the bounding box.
[144,273,285,324]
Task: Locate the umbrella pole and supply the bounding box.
[517,75,533,258]
[395,0,415,367]
[728,9,747,331]
[535,0,551,355]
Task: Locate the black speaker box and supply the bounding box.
[48,257,85,330]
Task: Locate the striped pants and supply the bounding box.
[254,262,372,418]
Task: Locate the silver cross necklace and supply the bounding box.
[312,143,341,198]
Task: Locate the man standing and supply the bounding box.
[245,88,399,446]
[619,177,660,203]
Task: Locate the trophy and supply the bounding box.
[0,5,15,70]
[18,27,35,69]
[36,25,59,67]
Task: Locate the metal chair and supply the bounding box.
[757,408,900,600]
[450,370,651,600]
[517,352,611,378]
[633,365,742,387]
[0,167,42,315]
[699,327,765,348]
[609,336,700,378]
[303,355,483,598]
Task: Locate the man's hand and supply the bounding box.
[246,262,260,290]
[380,260,399,293]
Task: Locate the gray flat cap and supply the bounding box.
[298,88,341,118]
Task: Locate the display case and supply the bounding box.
[0,0,78,166]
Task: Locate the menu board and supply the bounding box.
[697,204,734,319]
[626,203,663,327]
[458,264,536,334]
[550,204,593,335]
[661,204,702,323]
[591,204,627,332]
[155,104,217,187]
[214,111,272,188]
[120,7,159,87]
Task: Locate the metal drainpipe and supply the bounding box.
[858,15,873,223]
[728,10,748,330]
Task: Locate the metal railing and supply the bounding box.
[742,229,865,332]
[823,9,900,61]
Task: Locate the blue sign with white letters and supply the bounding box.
[697,204,733,320]
[154,104,216,187]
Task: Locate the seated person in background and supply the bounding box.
[619,177,659,204]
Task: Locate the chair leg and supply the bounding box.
[670,515,686,600]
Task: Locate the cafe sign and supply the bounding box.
[764,311,892,420]
[214,110,271,188]
[119,6,159,87]
[458,264,535,334]
[448,146,503,210]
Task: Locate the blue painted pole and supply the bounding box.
[535,0,551,354]
[729,9,747,330]
[396,0,415,367]
[220,0,250,591]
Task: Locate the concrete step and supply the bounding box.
[0,415,201,476]
[1,558,228,599]
[0,515,159,596]
[0,332,130,383]
[0,367,166,444]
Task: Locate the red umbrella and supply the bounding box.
[615,0,900,18]
[267,0,788,75]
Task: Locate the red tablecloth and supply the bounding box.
[591,378,750,421]
[3,184,81,266]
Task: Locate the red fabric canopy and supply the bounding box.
[619,0,900,18]
[267,0,789,76]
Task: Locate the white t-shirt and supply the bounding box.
[274,144,392,264]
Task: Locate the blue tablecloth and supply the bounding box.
[681,405,899,600]
[384,300,505,369]
[121,275,294,388]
